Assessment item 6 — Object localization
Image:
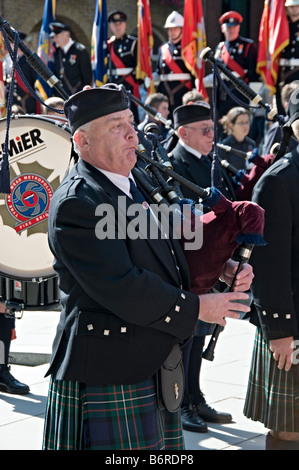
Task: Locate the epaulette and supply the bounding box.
[127,34,137,42]
[268,155,291,175]
[75,42,86,51]
[65,174,85,198]
[239,36,254,45]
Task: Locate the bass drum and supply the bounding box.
[0,114,73,310]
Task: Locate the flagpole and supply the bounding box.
[0,17,69,100]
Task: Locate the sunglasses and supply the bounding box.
[185,126,214,136]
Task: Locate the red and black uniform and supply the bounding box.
[107,34,140,123]
[215,36,258,117]
[156,40,195,116]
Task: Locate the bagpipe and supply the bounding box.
[200,46,292,162]
[0,18,266,361]
[124,89,266,363]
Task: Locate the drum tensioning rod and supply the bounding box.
[0,17,69,101]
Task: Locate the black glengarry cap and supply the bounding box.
[64,84,129,134]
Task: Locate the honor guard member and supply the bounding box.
[206,11,259,120]
[107,10,140,123]
[3,32,38,114]
[276,1,299,113]
[49,22,92,96]
[154,11,195,117]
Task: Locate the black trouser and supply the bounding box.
[0,314,14,371]
[182,335,206,407]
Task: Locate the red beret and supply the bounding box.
[219,11,243,26]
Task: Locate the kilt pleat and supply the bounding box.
[244,328,299,432]
[42,379,84,450]
[43,376,185,450]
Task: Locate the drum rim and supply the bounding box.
[0,113,70,133]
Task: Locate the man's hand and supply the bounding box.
[220,260,254,292]
[198,291,251,326]
[270,337,294,372]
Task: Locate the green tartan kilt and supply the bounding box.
[244,328,299,432]
[42,376,185,450]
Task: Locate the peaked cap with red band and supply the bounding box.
[219,11,243,26]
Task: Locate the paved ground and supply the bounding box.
[0,310,268,450]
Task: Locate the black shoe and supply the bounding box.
[0,369,30,395]
[194,402,232,423]
[181,406,208,433]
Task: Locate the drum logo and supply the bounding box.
[6,173,53,233]
[0,160,61,236]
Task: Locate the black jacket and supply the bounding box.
[53,42,92,96]
[249,146,299,340]
[169,142,236,202]
[46,159,199,385]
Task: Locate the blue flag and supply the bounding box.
[91,0,108,87]
[36,0,56,100]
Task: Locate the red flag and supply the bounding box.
[136,0,155,94]
[257,0,290,95]
[0,33,6,117]
[181,0,207,99]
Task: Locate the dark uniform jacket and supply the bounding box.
[46,159,199,385]
[249,146,299,341]
[279,19,299,87]
[53,42,92,96]
[169,141,236,202]
[276,19,299,114]
[156,41,195,115]
[219,134,257,170]
[214,36,258,118]
[107,34,138,89]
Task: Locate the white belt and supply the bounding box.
[111,67,134,75]
[160,73,191,81]
[279,58,299,67]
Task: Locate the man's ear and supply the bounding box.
[178,126,188,139]
[73,129,89,149]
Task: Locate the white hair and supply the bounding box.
[72,121,93,155]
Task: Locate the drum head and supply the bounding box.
[0,115,73,280]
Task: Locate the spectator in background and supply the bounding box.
[41,96,65,117]
[263,81,299,155]
[182,90,204,105]
[138,92,171,140]
[219,107,257,171]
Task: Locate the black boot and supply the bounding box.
[0,368,30,395]
[181,405,208,433]
[266,432,299,450]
